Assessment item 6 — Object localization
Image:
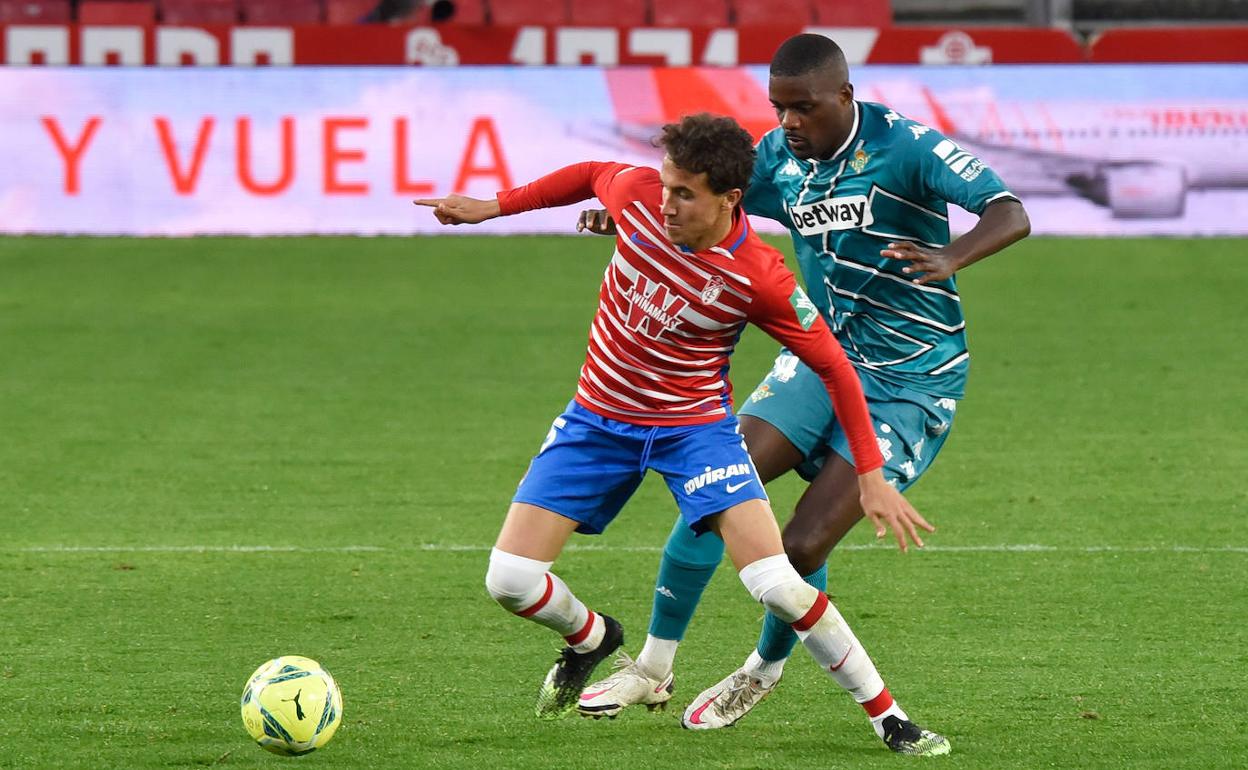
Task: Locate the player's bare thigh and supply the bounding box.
[738,415,804,484]
[705,497,787,571]
[781,451,864,575]
[494,502,581,562]
[738,415,861,573]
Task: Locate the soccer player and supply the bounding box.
[415,113,949,756]
[578,33,1031,733]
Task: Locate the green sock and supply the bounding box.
[647,516,724,640]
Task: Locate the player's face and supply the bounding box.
[659,156,741,250]
[769,64,854,160]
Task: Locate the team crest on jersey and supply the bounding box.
[850,148,870,173]
[748,384,774,403]
[700,275,726,304]
[624,274,688,340]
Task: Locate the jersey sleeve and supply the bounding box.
[497,161,636,216]
[742,132,789,224]
[747,259,884,474]
[906,127,1018,215]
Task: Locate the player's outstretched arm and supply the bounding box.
[882,198,1030,284]
[414,194,501,226]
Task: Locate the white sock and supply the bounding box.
[738,555,888,704]
[636,635,678,679]
[568,612,605,654]
[485,548,603,651]
[869,700,910,739]
[743,649,786,688]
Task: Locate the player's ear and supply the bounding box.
[723,188,743,210]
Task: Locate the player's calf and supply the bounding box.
[485,548,622,718]
[734,554,952,754]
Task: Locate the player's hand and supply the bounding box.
[413,194,500,225]
[881,241,960,284]
[857,470,935,553]
[576,208,616,235]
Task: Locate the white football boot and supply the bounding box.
[681,668,776,730]
[577,653,674,719]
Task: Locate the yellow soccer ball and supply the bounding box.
[240,655,343,756]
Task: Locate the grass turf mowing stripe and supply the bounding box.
[14,543,1248,554]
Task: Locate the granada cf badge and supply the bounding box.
[701,275,726,304]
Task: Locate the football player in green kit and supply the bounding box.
[576,33,1030,750]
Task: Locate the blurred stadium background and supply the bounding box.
[1,2,1245,768]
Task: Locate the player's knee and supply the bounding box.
[781,529,826,575]
[484,548,548,614]
[760,579,821,624]
[738,554,820,624]
[484,562,541,613]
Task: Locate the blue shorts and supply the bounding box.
[513,400,767,535]
[738,350,958,489]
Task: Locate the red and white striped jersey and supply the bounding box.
[498,161,883,473]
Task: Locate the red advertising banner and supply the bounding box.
[0,24,1100,66]
[863,27,1084,64]
[1,23,1243,66]
[1089,26,1248,63]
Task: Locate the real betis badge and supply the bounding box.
[789,287,819,329]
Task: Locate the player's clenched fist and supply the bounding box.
[414,194,500,225]
[576,208,617,235]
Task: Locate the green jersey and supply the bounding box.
[744,100,1017,399]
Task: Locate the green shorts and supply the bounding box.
[738,350,958,489]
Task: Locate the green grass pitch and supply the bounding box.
[1,234,1245,769]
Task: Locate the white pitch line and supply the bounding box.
[11,543,1248,554]
[14,545,388,554]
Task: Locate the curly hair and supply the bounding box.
[655,113,756,195]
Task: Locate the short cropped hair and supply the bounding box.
[770,33,846,77]
[655,113,755,195]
